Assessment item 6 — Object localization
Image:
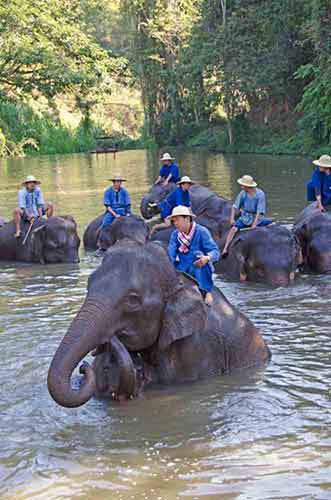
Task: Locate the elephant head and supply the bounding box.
[30,216,80,264]
[98,215,149,250]
[140,183,176,219]
[47,241,206,407]
[294,211,331,273]
[226,225,301,286]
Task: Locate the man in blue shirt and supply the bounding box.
[154,153,180,185]
[222,175,272,258]
[102,175,131,228]
[307,155,331,211]
[150,176,194,235]
[168,205,220,306]
[14,175,54,238]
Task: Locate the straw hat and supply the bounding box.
[22,175,40,185]
[237,175,257,188]
[160,152,174,161]
[177,176,195,185]
[109,174,127,182]
[313,155,331,168]
[167,205,196,220]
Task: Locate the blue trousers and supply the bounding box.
[235,217,273,230]
[183,263,213,293]
[102,208,126,228]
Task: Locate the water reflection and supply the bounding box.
[0,150,330,499]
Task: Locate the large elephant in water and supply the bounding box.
[83,214,149,250]
[47,241,270,407]
[141,183,232,235]
[293,202,331,273]
[214,224,302,286]
[0,216,80,263]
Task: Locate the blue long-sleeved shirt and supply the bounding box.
[159,187,190,218]
[168,223,220,272]
[159,162,180,183]
[18,187,45,217]
[103,187,131,214]
[321,173,331,205]
[310,168,325,196]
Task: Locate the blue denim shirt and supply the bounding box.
[159,162,180,183]
[159,187,190,218]
[233,188,266,226]
[168,223,220,273]
[18,187,45,217]
[103,187,131,214]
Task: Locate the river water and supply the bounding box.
[0,150,330,499]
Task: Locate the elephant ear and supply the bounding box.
[158,282,207,351]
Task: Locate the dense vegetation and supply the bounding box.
[0,0,330,156]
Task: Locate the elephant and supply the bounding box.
[47,240,271,408]
[293,202,331,273]
[0,216,80,264]
[83,214,149,251]
[140,183,232,236]
[214,224,302,286]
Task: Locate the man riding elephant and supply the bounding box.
[306,154,331,212]
[222,174,272,258]
[47,239,270,407]
[167,205,220,306]
[150,176,194,235]
[102,175,131,229]
[154,152,180,185]
[14,175,54,238]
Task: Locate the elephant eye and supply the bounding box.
[125,293,142,311]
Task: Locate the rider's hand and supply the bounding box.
[193,255,210,268]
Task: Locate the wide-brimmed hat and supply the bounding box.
[167,205,196,220]
[160,152,174,162]
[313,155,331,168]
[237,175,257,188]
[22,175,40,185]
[177,176,195,185]
[109,175,127,182]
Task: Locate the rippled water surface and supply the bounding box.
[0,150,330,499]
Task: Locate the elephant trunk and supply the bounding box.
[111,337,137,398]
[140,196,153,219]
[47,298,110,408]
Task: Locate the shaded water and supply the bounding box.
[0,150,330,499]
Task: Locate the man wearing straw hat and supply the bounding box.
[14,175,54,238]
[150,176,194,234]
[154,152,180,185]
[307,155,331,211]
[101,175,131,228]
[222,174,272,258]
[167,205,220,306]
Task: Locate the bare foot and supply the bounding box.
[205,292,213,306]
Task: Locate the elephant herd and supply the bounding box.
[2,181,328,408]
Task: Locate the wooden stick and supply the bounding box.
[22,218,35,245]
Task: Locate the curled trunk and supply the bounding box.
[47,298,109,408]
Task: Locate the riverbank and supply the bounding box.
[0,99,329,159]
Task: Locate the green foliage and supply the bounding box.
[0,99,97,156]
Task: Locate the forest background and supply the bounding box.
[0,0,330,157]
